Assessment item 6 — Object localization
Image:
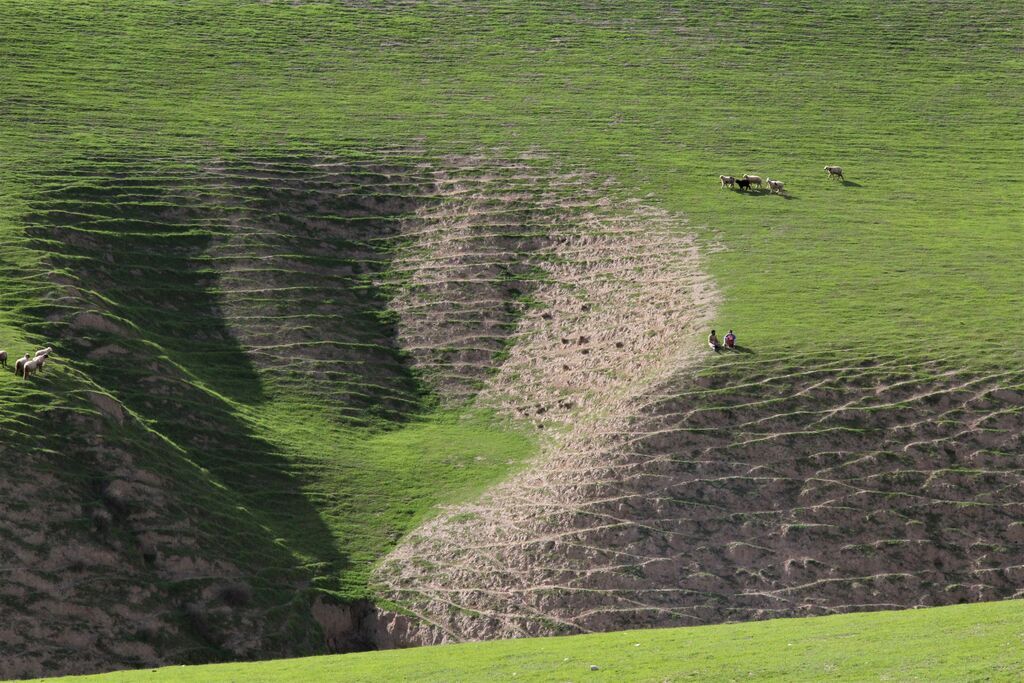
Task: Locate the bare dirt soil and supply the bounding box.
[376,350,1024,643]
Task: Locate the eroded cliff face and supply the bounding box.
[311,597,444,653]
[12,151,1018,676]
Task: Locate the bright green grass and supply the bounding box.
[1,1,1021,357]
[42,600,1024,682]
[250,406,535,596]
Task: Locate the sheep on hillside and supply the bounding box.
[22,356,44,380]
[824,165,844,180]
[14,354,31,377]
[34,346,53,359]
[742,174,763,188]
[0,350,7,368]
[719,175,736,189]
[766,178,785,194]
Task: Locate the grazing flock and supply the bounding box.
[719,165,845,195]
[0,346,53,379]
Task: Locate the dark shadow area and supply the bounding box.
[728,344,756,354]
[733,187,797,199]
[18,158,442,591]
[23,168,267,404]
[840,179,863,187]
[199,155,433,425]
[24,158,434,422]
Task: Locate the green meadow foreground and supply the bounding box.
[0,0,1021,678]
[43,600,1024,682]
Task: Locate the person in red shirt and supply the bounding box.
[724,330,736,349]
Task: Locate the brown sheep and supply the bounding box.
[742,174,763,188]
[824,165,844,180]
[14,353,31,377]
[0,350,7,368]
[720,175,736,189]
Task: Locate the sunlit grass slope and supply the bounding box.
[45,600,1024,682]
[1,1,1020,356]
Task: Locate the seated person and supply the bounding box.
[708,329,721,351]
[724,330,736,349]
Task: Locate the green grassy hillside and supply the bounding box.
[2,1,1020,354]
[0,0,1021,678]
[43,599,1024,682]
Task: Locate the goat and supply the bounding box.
[742,174,763,188]
[766,178,785,194]
[824,165,844,180]
[719,175,736,189]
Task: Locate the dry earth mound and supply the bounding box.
[376,352,1024,642]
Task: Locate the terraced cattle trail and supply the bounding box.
[384,154,716,405]
[5,150,1022,674]
[376,350,1024,643]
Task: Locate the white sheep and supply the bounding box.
[23,356,44,379]
[824,165,844,180]
[14,353,31,377]
[742,174,763,188]
[34,346,53,358]
[719,175,736,189]
[766,178,785,194]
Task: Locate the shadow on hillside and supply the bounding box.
[733,188,797,200]
[728,344,756,354]
[841,179,863,187]
[23,169,267,405]
[19,161,425,584]
[203,155,432,424]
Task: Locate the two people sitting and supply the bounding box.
[708,329,737,352]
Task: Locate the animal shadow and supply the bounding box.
[735,188,796,199]
[840,179,863,188]
[728,344,755,354]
